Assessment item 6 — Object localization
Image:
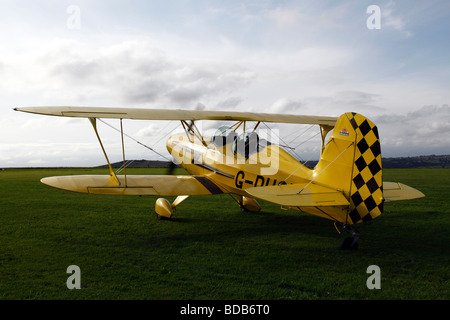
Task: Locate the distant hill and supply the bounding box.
[381,154,449,169]
[304,154,449,169]
[96,159,178,169]
[99,154,450,169]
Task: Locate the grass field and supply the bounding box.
[0,168,448,300]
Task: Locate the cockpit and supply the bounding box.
[211,126,270,159]
[232,132,259,158]
[211,126,238,147]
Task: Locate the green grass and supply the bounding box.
[0,168,449,299]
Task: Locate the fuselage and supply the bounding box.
[166,132,314,197]
[166,131,352,223]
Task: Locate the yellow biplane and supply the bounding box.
[15,106,425,249]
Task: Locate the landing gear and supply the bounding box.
[338,224,360,250]
[340,236,359,250]
[236,195,261,213]
[155,198,173,220]
[154,195,189,220]
[155,212,171,220]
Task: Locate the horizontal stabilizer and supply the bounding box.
[383,182,425,202]
[41,175,226,196]
[246,183,350,207]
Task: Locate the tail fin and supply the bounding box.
[314,112,383,224]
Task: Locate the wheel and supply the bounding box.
[340,236,359,250]
[155,212,170,220]
[155,198,173,220]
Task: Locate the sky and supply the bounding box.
[1,0,449,167]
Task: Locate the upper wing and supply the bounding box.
[14,106,338,126]
[246,183,350,207]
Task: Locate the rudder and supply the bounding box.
[313,112,383,224]
[346,112,383,224]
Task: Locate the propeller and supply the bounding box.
[166,158,178,175]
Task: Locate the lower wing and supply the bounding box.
[41,174,226,196]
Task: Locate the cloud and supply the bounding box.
[326,91,386,114]
[0,142,101,167]
[270,98,306,114]
[265,3,350,31]
[266,7,302,27]
[3,38,256,108]
[382,1,412,37]
[374,104,450,156]
[215,96,244,109]
[267,91,385,117]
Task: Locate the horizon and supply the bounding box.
[2,153,449,170]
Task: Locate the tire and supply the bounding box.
[340,236,358,250]
[155,212,169,220]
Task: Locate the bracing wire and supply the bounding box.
[261,122,305,162]
[297,141,354,194]
[285,124,315,145]
[291,130,322,150]
[97,118,173,163]
[114,120,183,174]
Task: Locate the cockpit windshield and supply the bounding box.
[212,126,237,147]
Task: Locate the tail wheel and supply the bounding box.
[340,236,359,250]
[339,224,360,250]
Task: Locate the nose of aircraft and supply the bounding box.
[166,134,188,169]
[166,133,190,154]
[166,133,187,163]
[166,135,174,154]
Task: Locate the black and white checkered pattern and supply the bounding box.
[347,112,383,224]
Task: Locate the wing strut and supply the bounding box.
[120,119,127,187]
[181,120,208,146]
[89,118,120,186]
